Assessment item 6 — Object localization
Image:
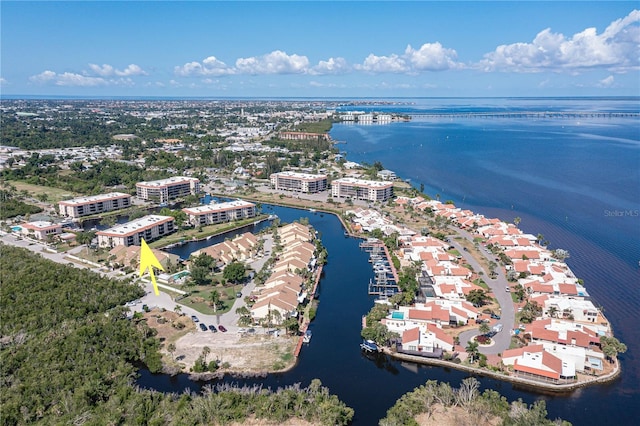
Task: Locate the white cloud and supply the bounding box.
[310,57,350,75]
[404,42,462,71]
[478,9,640,73]
[29,70,139,87]
[174,56,234,77]
[88,63,148,77]
[357,53,407,73]
[598,75,615,87]
[30,70,57,83]
[235,50,309,74]
[0,77,9,86]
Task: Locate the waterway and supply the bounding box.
[137,98,640,425]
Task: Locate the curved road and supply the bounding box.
[446,227,515,355]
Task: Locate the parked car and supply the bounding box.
[236,292,243,298]
[208,325,217,332]
[491,313,501,320]
[505,286,511,292]
[199,323,207,331]
[191,315,199,322]
[218,325,227,332]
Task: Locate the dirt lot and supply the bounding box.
[144,309,297,374]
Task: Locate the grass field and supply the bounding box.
[7,180,77,203]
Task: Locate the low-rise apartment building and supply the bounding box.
[20,221,62,240]
[270,171,328,193]
[136,176,200,203]
[331,177,394,202]
[58,192,132,219]
[97,215,175,248]
[182,199,256,226]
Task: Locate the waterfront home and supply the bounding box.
[501,345,576,384]
[400,323,455,354]
[20,221,62,240]
[250,283,301,324]
[191,232,259,266]
[331,177,394,202]
[262,271,304,291]
[279,222,314,245]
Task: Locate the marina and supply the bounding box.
[360,239,400,296]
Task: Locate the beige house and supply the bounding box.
[20,221,62,240]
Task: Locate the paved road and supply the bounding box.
[447,227,515,354]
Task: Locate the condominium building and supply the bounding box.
[96,215,175,248]
[331,177,394,202]
[58,192,132,219]
[270,171,328,193]
[182,199,256,226]
[135,176,200,203]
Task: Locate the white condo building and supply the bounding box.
[97,215,175,248]
[331,177,394,202]
[270,171,328,193]
[58,192,132,219]
[136,177,200,203]
[183,199,257,226]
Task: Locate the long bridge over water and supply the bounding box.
[409,111,639,119]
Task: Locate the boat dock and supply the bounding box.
[360,239,400,296]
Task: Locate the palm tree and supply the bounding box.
[210,290,220,312]
[167,343,176,360]
[202,346,211,364]
[174,305,182,316]
[466,340,479,363]
[547,306,558,318]
[513,216,521,226]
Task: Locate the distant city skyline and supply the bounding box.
[1,1,639,98]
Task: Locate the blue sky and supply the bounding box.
[1,1,639,98]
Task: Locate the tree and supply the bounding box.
[283,317,300,336]
[202,346,211,364]
[167,343,176,360]
[76,230,96,246]
[479,322,491,335]
[210,290,221,312]
[189,265,209,285]
[547,306,558,318]
[552,248,570,262]
[465,340,479,363]
[223,261,246,283]
[513,216,521,226]
[600,336,627,363]
[466,289,489,307]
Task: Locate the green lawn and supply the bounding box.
[179,284,243,315]
[7,180,78,203]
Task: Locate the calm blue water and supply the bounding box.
[139,98,640,425]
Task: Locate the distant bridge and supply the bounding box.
[410,111,640,119]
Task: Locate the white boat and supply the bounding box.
[303,329,312,343]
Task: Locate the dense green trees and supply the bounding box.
[0,244,354,425]
[223,261,246,283]
[380,378,570,426]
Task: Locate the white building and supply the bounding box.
[182,199,256,226]
[270,171,328,193]
[20,221,62,240]
[58,192,132,219]
[331,177,394,202]
[97,215,175,248]
[136,176,200,203]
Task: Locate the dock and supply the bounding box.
[360,240,400,296]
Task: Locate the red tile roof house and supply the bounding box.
[502,345,576,384]
[399,324,455,358]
